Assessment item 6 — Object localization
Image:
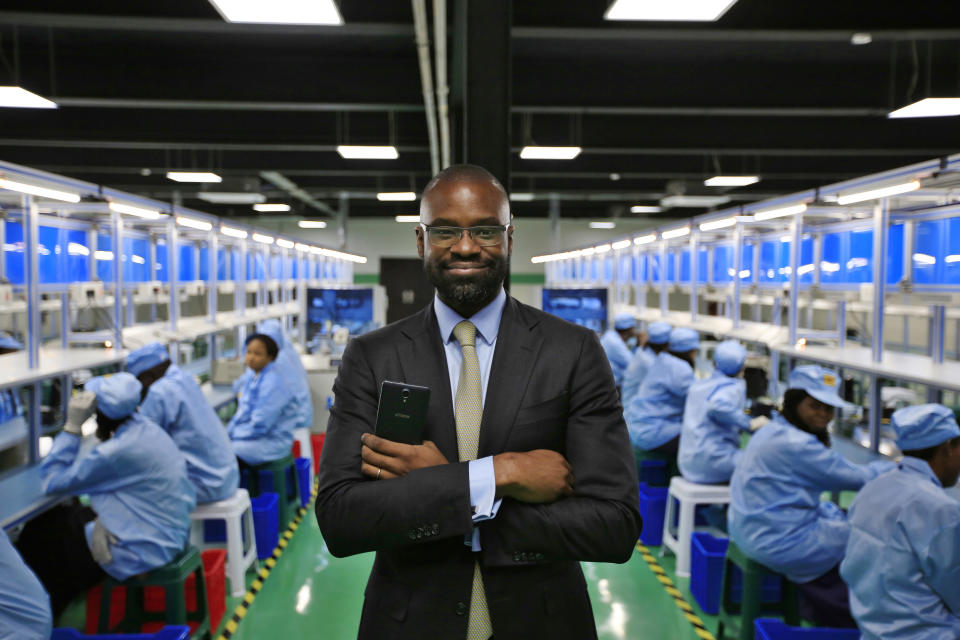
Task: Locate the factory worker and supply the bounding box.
[0,333,23,424]
[841,404,960,639]
[677,340,755,485]
[127,342,239,503]
[16,373,195,618]
[600,313,638,388]
[0,530,51,640]
[227,332,300,465]
[728,365,894,628]
[625,327,699,470]
[234,319,313,430]
[621,321,671,405]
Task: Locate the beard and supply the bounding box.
[424,253,509,309]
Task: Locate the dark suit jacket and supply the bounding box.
[315,297,642,640]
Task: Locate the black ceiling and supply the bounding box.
[1,1,960,220]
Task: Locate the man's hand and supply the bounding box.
[360,433,449,480]
[493,450,574,503]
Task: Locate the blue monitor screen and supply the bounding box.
[307,288,376,337]
[541,288,608,333]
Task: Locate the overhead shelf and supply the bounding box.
[0,347,126,391]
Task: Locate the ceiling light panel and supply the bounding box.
[395,215,420,222]
[605,0,739,22]
[0,86,58,109]
[630,205,662,214]
[704,175,760,187]
[660,195,731,208]
[590,222,616,229]
[208,0,343,25]
[298,220,328,229]
[519,146,582,160]
[336,145,399,160]
[888,98,960,119]
[166,172,222,183]
[197,192,265,204]
[377,192,417,202]
[253,203,291,212]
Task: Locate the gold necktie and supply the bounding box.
[452,320,492,640]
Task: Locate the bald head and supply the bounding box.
[420,164,510,223]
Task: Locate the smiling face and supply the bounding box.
[417,174,513,317]
[795,394,836,433]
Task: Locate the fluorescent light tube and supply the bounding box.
[888,98,960,119]
[612,240,632,250]
[298,220,327,229]
[753,203,807,221]
[661,195,731,208]
[590,222,616,229]
[630,205,662,214]
[294,243,311,252]
[377,192,417,202]
[835,181,921,205]
[176,216,213,231]
[253,203,291,212]
[661,226,691,240]
[699,216,738,231]
[594,244,612,254]
[634,233,657,245]
[704,175,760,187]
[251,233,275,245]
[0,177,81,203]
[197,192,265,205]
[336,145,399,160]
[276,238,295,249]
[605,0,739,22]
[519,146,582,160]
[581,247,596,256]
[531,255,548,264]
[166,171,222,183]
[0,86,58,109]
[510,192,535,202]
[310,246,324,255]
[208,0,343,24]
[220,225,248,239]
[395,215,420,222]
[108,202,162,219]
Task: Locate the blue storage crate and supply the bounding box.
[638,482,668,546]
[51,626,191,640]
[295,457,312,508]
[252,492,279,560]
[638,459,667,486]
[754,618,860,639]
[690,533,782,615]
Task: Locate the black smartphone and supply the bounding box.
[374,380,431,445]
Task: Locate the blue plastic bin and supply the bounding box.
[638,459,667,487]
[51,626,191,640]
[251,492,279,560]
[638,482,668,546]
[295,457,312,508]
[690,533,782,615]
[754,618,861,639]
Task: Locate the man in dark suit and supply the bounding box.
[315,164,642,640]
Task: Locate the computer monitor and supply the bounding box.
[306,287,377,338]
[541,287,609,334]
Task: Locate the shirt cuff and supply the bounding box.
[465,457,503,551]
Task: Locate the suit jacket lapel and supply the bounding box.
[397,304,459,461]
[479,297,543,458]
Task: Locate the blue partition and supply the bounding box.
[178,245,194,282]
[713,245,733,283]
[124,236,150,282]
[914,218,960,285]
[198,246,209,281]
[155,242,168,282]
[95,233,114,282]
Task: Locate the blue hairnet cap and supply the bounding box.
[668,327,699,352]
[892,404,960,451]
[614,313,636,331]
[647,322,671,345]
[0,332,22,351]
[714,340,747,376]
[125,342,170,376]
[255,319,287,350]
[787,365,852,410]
[84,372,142,420]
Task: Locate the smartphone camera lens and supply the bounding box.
[401,388,410,402]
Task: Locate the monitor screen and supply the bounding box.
[306,288,376,338]
[541,288,608,333]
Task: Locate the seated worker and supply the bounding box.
[729,365,894,628]
[227,332,300,466]
[127,342,239,503]
[625,327,699,474]
[0,530,51,640]
[233,319,313,430]
[841,404,960,639]
[678,340,760,484]
[0,333,22,423]
[600,313,638,389]
[621,321,671,405]
[16,373,196,618]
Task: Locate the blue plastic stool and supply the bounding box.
[251,492,279,560]
[690,533,782,616]
[51,627,191,640]
[754,618,861,639]
[638,482,668,546]
[716,541,800,640]
[295,457,312,508]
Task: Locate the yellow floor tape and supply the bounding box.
[635,542,716,640]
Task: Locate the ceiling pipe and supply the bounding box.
[412,0,441,176]
[260,170,337,216]
[433,0,451,169]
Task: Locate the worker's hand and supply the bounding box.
[493,450,574,503]
[65,391,97,435]
[749,415,770,431]
[360,433,449,480]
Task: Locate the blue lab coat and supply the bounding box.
[728,414,893,583]
[139,364,239,503]
[237,321,313,430]
[840,457,960,639]
[625,351,696,450]
[600,329,633,388]
[621,346,655,406]
[227,361,299,464]
[41,414,196,581]
[0,530,51,640]
[677,370,751,484]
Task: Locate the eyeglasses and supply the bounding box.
[419,223,510,247]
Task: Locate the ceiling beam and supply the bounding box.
[513,26,960,42]
[54,98,425,112]
[514,105,889,117]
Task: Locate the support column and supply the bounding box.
[732,223,743,328]
[870,200,889,363]
[788,214,803,345]
[689,230,699,322]
[22,195,40,368]
[111,209,124,350]
[337,193,348,250]
[549,194,560,252]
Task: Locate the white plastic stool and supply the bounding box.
[189,488,258,597]
[660,476,731,578]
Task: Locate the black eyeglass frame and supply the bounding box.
[417,223,512,247]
